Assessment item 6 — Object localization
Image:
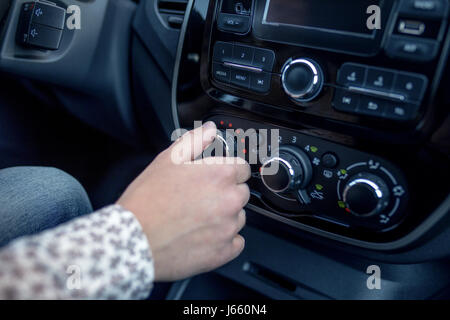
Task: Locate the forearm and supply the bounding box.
[0,205,154,300]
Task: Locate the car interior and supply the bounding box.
[0,0,449,300]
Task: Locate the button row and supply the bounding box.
[337,63,428,102]
[333,89,419,121]
[212,63,271,93]
[213,41,275,72]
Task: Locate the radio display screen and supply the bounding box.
[263,0,380,36]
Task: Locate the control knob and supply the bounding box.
[281,58,324,102]
[342,173,390,217]
[260,145,313,203]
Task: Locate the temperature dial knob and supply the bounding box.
[342,173,390,217]
[260,145,312,195]
[281,58,324,102]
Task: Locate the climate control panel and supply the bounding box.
[206,115,410,235]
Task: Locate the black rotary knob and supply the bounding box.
[343,173,390,217]
[260,145,312,194]
[281,58,324,102]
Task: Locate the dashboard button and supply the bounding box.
[399,0,448,18]
[230,69,250,88]
[393,73,428,101]
[233,44,254,65]
[217,13,251,34]
[26,23,63,50]
[253,48,275,71]
[333,89,360,113]
[337,64,366,87]
[322,153,338,169]
[385,35,439,62]
[32,1,66,30]
[212,63,231,83]
[359,97,386,117]
[213,42,233,62]
[384,103,418,121]
[365,68,394,91]
[250,72,271,93]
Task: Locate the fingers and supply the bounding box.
[237,209,246,232]
[171,122,218,163]
[221,235,246,265]
[236,184,251,208]
[234,158,252,184]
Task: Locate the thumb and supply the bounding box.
[170,122,217,164]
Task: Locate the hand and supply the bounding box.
[117,122,251,282]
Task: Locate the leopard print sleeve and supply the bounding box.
[0,205,154,300]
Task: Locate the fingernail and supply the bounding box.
[203,121,216,129]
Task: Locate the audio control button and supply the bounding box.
[232,44,254,65]
[281,58,324,102]
[217,13,251,34]
[212,63,231,83]
[213,42,233,62]
[253,48,275,71]
[333,89,360,113]
[230,69,251,88]
[250,72,271,93]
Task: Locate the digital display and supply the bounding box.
[264,0,380,36]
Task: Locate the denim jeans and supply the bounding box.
[0,167,93,247]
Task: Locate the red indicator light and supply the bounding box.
[243,149,247,154]
[345,208,351,213]
[228,123,233,128]
[220,121,224,125]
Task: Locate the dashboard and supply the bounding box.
[173,0,450,249]
[0,0,449,299]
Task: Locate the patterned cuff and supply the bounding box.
[0,205,154,300]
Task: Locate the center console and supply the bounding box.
[173,0,450,248]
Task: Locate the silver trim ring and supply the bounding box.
[281,59,320,99]
[342,178,384,217]
[260,157,294,193]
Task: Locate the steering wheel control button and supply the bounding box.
[17,1,65,51]
[217,13,251,34]
[281,58,324,102]
[253,48,275,72]
[250,72,271,93]
[337,63,366,87]
[213,42,233,63]
[212,63,231,84]
[230,70,251,89]
[333,89,360,113]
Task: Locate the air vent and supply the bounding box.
[157,0,188,29]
